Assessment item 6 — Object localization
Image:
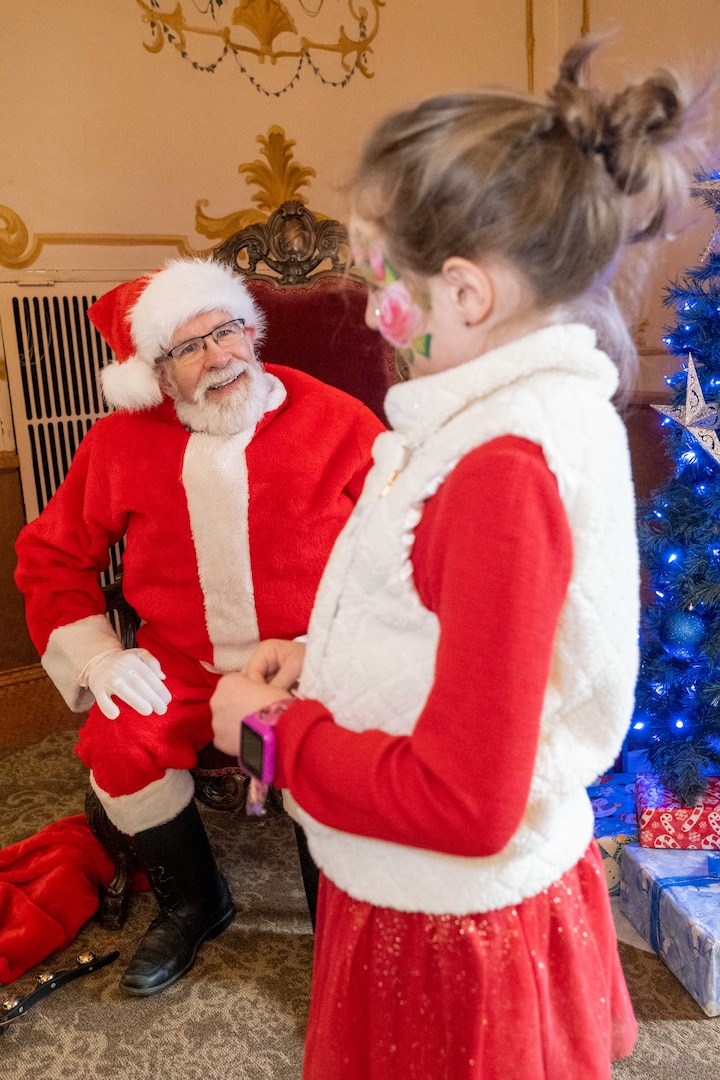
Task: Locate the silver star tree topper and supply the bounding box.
[652,355,720,466]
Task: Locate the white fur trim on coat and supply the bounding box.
[42,613,122,712]
[293,322,640,915]
[182,373,287,672]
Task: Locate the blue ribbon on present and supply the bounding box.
[649,855,720,953]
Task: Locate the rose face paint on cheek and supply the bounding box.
[351,229,432,360]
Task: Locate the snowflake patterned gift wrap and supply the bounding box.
[588,774,638,895]
[635,773,720,849]
[619,843,720,1016]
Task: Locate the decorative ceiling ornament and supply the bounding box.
[137,0,384,96]
[652,354,720,468]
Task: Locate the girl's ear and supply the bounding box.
[440,257,495,327]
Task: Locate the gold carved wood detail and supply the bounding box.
[196,126,316,241]
[213,199,351,283]
[0,128,315,268]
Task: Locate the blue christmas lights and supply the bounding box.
[631,171,720,800]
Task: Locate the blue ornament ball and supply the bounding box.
[658,610,706,660]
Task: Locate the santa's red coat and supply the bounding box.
[15,365,383,803]
[16,365,382,668]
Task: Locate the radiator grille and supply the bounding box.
[8,289,111,517]
[1,279,130,581]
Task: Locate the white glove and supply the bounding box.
[79,647,172,720]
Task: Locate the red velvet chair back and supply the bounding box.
[248,277,396,423]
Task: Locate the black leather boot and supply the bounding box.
[120,801,235,996]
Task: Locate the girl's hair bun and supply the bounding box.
[548,35,684,200]
[600,73,683,195]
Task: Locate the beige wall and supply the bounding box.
[2,1,720,397]
[0,0,531,268]
[1,1,720,395]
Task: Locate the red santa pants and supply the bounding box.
[74,633,221,807]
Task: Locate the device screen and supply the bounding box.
[240,724,264,779]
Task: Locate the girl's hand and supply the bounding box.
[241,638,306,691]
[210,671,292,757]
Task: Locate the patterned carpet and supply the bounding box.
[614,940,720,1079]
[0,731,313,1079]
[2,730,720,1078]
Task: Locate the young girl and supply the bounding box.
[211,38,709,1079]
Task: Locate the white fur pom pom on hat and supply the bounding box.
[88,257,266,411]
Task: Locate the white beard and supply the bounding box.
[170,360,272,436]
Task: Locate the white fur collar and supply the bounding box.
[384,323,617,442]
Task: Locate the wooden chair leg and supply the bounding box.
[293,822,319,931]
[84,787,137,930]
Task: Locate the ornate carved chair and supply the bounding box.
[85,200,401,931]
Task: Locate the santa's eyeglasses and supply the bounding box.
[165,319,247,364]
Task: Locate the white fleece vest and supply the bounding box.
[289,323,639,915]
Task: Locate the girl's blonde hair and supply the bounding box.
[350,36,711,391]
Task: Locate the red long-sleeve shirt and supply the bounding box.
[275,435,573,858]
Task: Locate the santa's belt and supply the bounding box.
[0,949,119,1036]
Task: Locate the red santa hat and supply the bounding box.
[88,257,266,411]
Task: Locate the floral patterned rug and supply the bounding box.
[0,731,312,1079]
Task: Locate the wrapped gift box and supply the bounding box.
[588,774,638,895]
[620,843,720,1016]
[636,773,720,849]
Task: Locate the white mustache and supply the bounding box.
[194,360,249,400]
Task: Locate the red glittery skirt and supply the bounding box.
[302,842,637,1080]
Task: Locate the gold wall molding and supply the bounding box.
[526,2,592,91]
[0,207,203,269]
[0,127,316,269]
[138,0,385,95]
[582,1,591,36]
[526,0,535,91]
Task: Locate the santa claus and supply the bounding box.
[14,256,384,996]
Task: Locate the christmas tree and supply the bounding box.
[632,171,720,806]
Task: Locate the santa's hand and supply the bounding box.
[80,648,172,720]
[241,639,306,690]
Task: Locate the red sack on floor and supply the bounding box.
[0,813,148,984]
